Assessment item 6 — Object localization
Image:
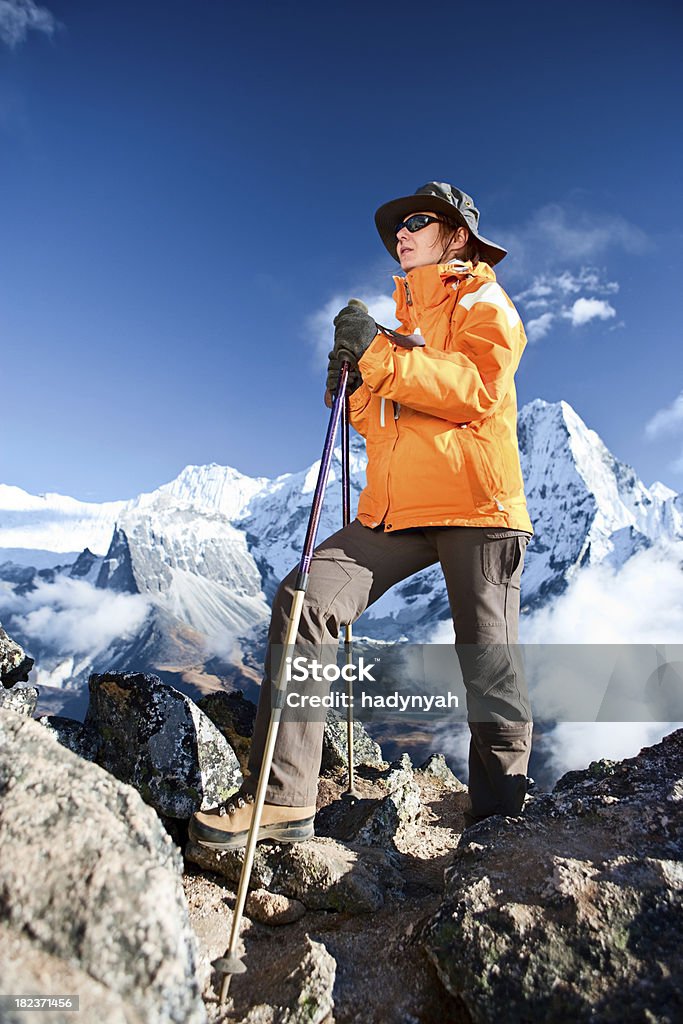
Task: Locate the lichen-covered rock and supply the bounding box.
[37,714,101,761]
[424,728,683,1024]
[321,709,385,774]
[0,685,38,717]
[0,710,207,1024]
[86,672,241,818]
[314,754,424,852]
[245,889,307,926]
[196,689,256,773]
[416,753,467,791]
[0,624,34,688]
[230,936,336,1024]
[355,754,422,847]
[186,834,401,913]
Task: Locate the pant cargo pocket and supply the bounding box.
[481,532,529,585]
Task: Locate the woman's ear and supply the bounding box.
[455,226,469,248]
[442,225,470,261]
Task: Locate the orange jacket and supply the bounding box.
[349,260,534,534]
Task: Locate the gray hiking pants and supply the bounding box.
[245,519,532,823]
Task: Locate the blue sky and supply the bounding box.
[1,0,682,502]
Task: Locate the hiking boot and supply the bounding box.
[188,791,316,851]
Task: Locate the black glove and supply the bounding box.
[326,348,363,397]
[333,299,377,365]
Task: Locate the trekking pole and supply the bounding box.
[212,349,356,1006]
[340,386,358,799]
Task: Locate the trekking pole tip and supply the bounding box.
[212,953,246,1006]
[212,954,247,975]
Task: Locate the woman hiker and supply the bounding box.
[190,181,534,850]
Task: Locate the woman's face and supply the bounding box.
[396,210,468,272]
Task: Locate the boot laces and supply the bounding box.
[218,790,255,817]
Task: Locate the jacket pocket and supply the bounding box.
[482,531,529,585]
[460,428,503,510]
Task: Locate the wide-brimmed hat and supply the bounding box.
[375,181,507,266]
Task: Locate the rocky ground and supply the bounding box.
[183,764,471,1024]
[2,628,681,1024]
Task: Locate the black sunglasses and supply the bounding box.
[394,214,440,236]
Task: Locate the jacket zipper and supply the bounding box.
[380,397,400,426]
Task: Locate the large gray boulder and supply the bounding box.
[186,834,402,913]
[229,936,336,1024]
[36,713,100,761]
[196,689,256,773]
[0,623,34,688]
[0,710,207,1024]
[321,709,385,774]
[86,672,241,818]
[0,684,38,716]
[1,921,144,1024]
[424,728,683,1024]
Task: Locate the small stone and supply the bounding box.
[228,936,335,1024]
[246,888,306,925]
[416,753,467,791]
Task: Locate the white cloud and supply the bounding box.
[540,721,680,782]
[0,577,151,656]
[0,0,58,47]
[526,312,555,343]
[428,541,683,784]
[499,201,649,345]
[563,297,616,327]
[307,292,399,368]
[522,541,683,645]
[644,392,683,478]
[503,203,649,273]
[515,267,619,306]
[429,717,680,790]
[201,626,246,663]
[518,282,554,301]
[645,391,683,439]
[514,266,620,341]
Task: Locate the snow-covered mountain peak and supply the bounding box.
[651,481,678,501]
[0,484,129,557]
[517,398,683,603]
[137,462,270,520]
